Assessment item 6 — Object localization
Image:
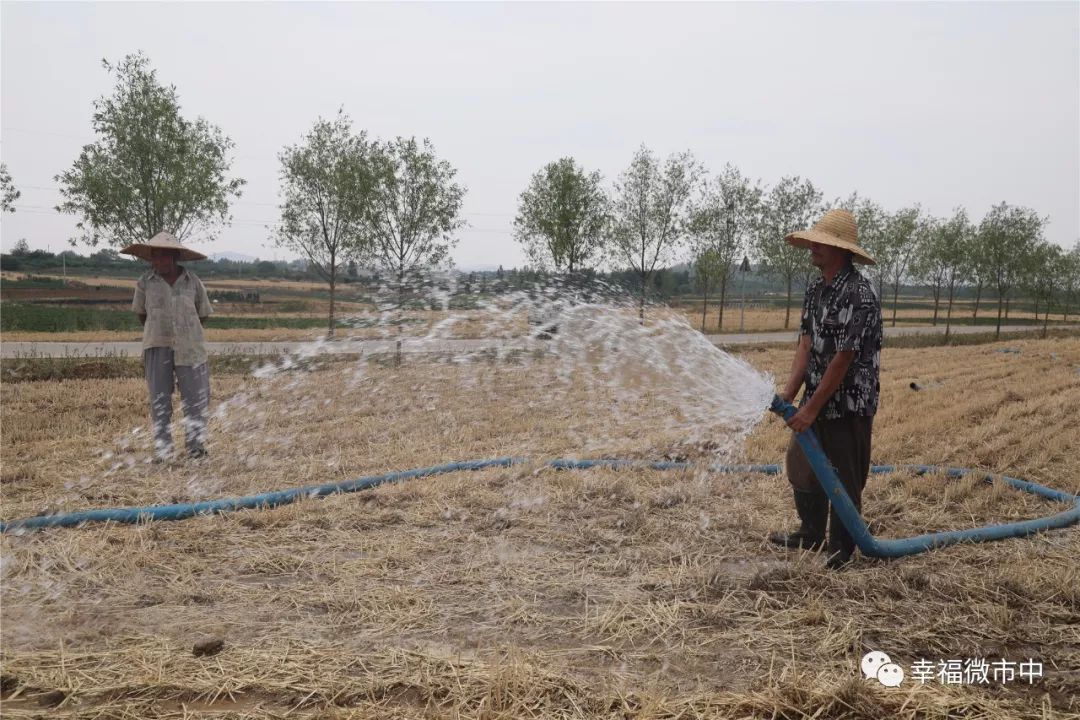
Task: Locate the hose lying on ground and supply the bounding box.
[3,418,1077,560]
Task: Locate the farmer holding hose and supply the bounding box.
[121,232,213,460]
[769,209,881,569]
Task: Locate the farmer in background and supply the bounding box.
[122,232,213,459]
[769,209,881,569]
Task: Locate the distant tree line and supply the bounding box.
[0,240,329,282]
[514,149,1080,337]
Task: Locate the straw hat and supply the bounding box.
[120,232,207,262]
[785,209,875,265]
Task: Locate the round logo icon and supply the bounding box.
[861,651,892,680]
[877,663,905,687]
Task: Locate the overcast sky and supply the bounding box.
[2,1,1077,269]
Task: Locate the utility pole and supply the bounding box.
[739,255,750,332]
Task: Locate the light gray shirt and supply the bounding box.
[132,267,212,366]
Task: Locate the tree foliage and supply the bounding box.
[514,157,608,274]
[1,163,20,213]
[978,202,1046,338]
[364,136,466,361]
[366,136,466,280]
[836,192,888,298]
[609,145,702,321]
[882,206,921,326]
[910,208,973,336]
[688,164,762,331]
[755,176,822,329]
[1062,242,1080,321]
[275,111,374,336]
[691,247,723,332]
[55,52,245,248]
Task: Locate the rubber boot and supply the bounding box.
[768,489,827,550]
[825,505,858,570]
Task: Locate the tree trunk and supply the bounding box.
[973,281,983,321]
[701,286,708,333]
[327,257,336,339]
[1043,300,1050,339]
[931,283,941,325]
[395,268,405,366]
[784,276,793,330]
[639,272,646,325]
[995,293,1003,339]
[1033,295,1039,322]
[891,279,900,327]
[1004,295,1010,322]
[717,276,728,332]
[944,282,955,340]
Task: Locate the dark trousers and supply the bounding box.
[785,415,874,550]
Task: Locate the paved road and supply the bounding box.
[1,324,1070,358]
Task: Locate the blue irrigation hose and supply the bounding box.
[0,458,527,533]
[768,395,1080,557]
[2,402,1077,560]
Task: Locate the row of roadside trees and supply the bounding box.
[37,53,464,337]
[514,153,1080,338]
[13,52,1078,339]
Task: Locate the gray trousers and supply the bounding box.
[143,347,210,453]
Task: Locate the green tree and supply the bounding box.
[276,111,375,337]
[966,234,992,322]
[978,202,1045,338]
[755,176,822,329]
[55,53,245,248]
[688,164,763,331]
[1061,242,1080,322]
[365,136,466,361]
[910,215,944,325]
[514,157,608,274]
[910,208,973,337]
[882,206,921,327]
[1,163,20,213]
[692,247,723,332]
[1026,241,1063,337]
[256,260,278,277]
[836,192,889,299]
[608,145,702,321]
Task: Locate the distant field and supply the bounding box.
[4,271,1077,340]
[676,298,1076,334]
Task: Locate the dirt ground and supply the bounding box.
[1,337,1078,718]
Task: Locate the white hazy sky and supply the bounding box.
[2,1,1077,269]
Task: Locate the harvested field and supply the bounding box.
[1,337,1078,718]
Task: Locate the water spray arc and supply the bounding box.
[3,398,1077,557]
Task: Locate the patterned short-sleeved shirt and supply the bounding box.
[799,262,882,419]
[132,267,212,366]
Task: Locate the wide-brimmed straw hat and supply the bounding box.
[120,232,207,262]
[785,209,875,265]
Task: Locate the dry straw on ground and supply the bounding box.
[1,337,1078,718]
